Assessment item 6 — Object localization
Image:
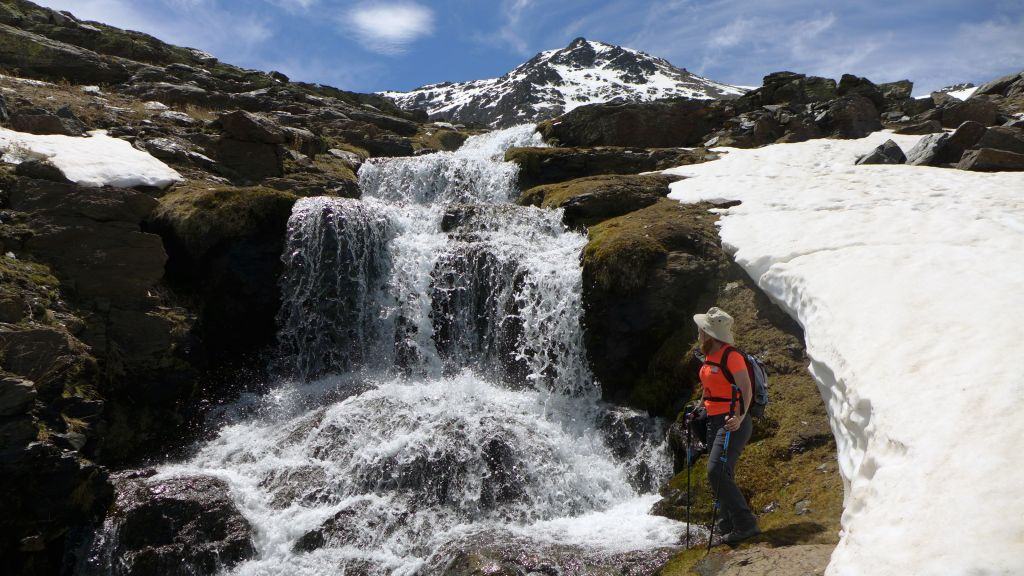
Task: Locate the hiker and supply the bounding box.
[694,306,760,544]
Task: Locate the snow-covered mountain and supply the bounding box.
[381,37,747,128]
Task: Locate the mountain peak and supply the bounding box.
[381,40,746,128]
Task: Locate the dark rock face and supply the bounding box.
[506,146,713,189]
[582,200,727,414]
[906,122,988,167]
[145,185,298,371]
[817,95,882,139]
[518,173,681,228]
[14,160,70,183]
[736,71,838,110]
[539,99,731,148]
[79,473,255,576]
[956,148,1024,171]
[878,80,913,102]
[0,23,138,84]
[906,132,951,166]
[856,139,906,165]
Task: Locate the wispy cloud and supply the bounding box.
[347,2,435,55]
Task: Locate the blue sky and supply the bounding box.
[35,0,1024,95]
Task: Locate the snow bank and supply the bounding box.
[0,128,181,189]
[665,133,1024,576]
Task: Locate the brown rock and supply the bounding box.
[972,126,1024,155]
[893,119,943,135]
[956,148,1024,172]
[941,97,1000,128]
[212,110,286,144]
[539,99,730,148]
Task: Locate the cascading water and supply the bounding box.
[152,125,686,575]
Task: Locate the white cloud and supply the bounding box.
[348,2,434,55]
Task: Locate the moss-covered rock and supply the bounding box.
[146,183,297,369]
[506,146,714,189]
[518,173,681,228]
[581,199,727,414]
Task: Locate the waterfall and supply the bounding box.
[149,125,683,575]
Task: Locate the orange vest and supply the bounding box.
[700,345,748,416]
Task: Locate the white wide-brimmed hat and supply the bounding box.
[693,306,735,345]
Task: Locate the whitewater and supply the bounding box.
[666,132,1024,576]
[146,125,687,575]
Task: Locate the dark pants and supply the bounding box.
[707,413,756,531]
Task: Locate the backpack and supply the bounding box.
[707,346,770,418]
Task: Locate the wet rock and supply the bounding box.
[539,98,730,148]
[0,376,37,416]
[518,173,680,228]
[0,442,112,574]
[816,95,881,139]
[837,74,885,109]
[84,474,255,576]
[893,119,943,135]
[956,148,1024,172]
[506,146,712,189]
[973,126,1024,155]
[941,97,1000,128]
[856,139,906,165]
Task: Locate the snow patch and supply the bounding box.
[0,128,182,189]
[666,133,1024,576]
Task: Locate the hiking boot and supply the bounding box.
[716,518,733,535]
[722,524,761,544]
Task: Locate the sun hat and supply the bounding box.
[693,306,735,345]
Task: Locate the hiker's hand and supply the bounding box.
[724,415,742,432]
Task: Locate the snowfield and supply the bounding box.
[666,132,1024,576]
[0,128,181,189]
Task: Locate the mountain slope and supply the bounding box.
[381,37,746,127]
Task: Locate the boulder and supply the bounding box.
[0,324,95,400]
[9,106,85,136]
[972,126,1024,155]
[582,199,727,414]
[878,80,914,102]
[939,121,988,163]
[941,97,1000,128]
[211,138,283,180]
[817,95,882,138]
[83,473,255,576]
[7,180,165,304]
[14,159,71,183]
[737,72,837,110]
[856,139,906,165]
[539,99,730,148]
[905,132,950,166]
[506,146,713,189]
[0,376,37,416]
[518,174,681,228]
[972,70,1024,98]
[838,74,885,109]
[893,119,943,135]
[213,110,286,144]
[146,185,297,364]
[956,148,1024,172]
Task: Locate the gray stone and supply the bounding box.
[0,377,37,416]
[973,126,1024,155]
[937,121,988,164]
[212,110,286,144]
[956,148,1024,172]
[893,119,943,135]
[9,108,84,136]
[878,79,913,101]
[905,132,950,166]
[941,98,1000,128]
[856,139,906,165]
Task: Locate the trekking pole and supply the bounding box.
[685,402,693,549]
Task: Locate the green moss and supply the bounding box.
[411,127,469,152]
[150,183,298,259]
[584,199,722,292]
[313,156,357,183]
